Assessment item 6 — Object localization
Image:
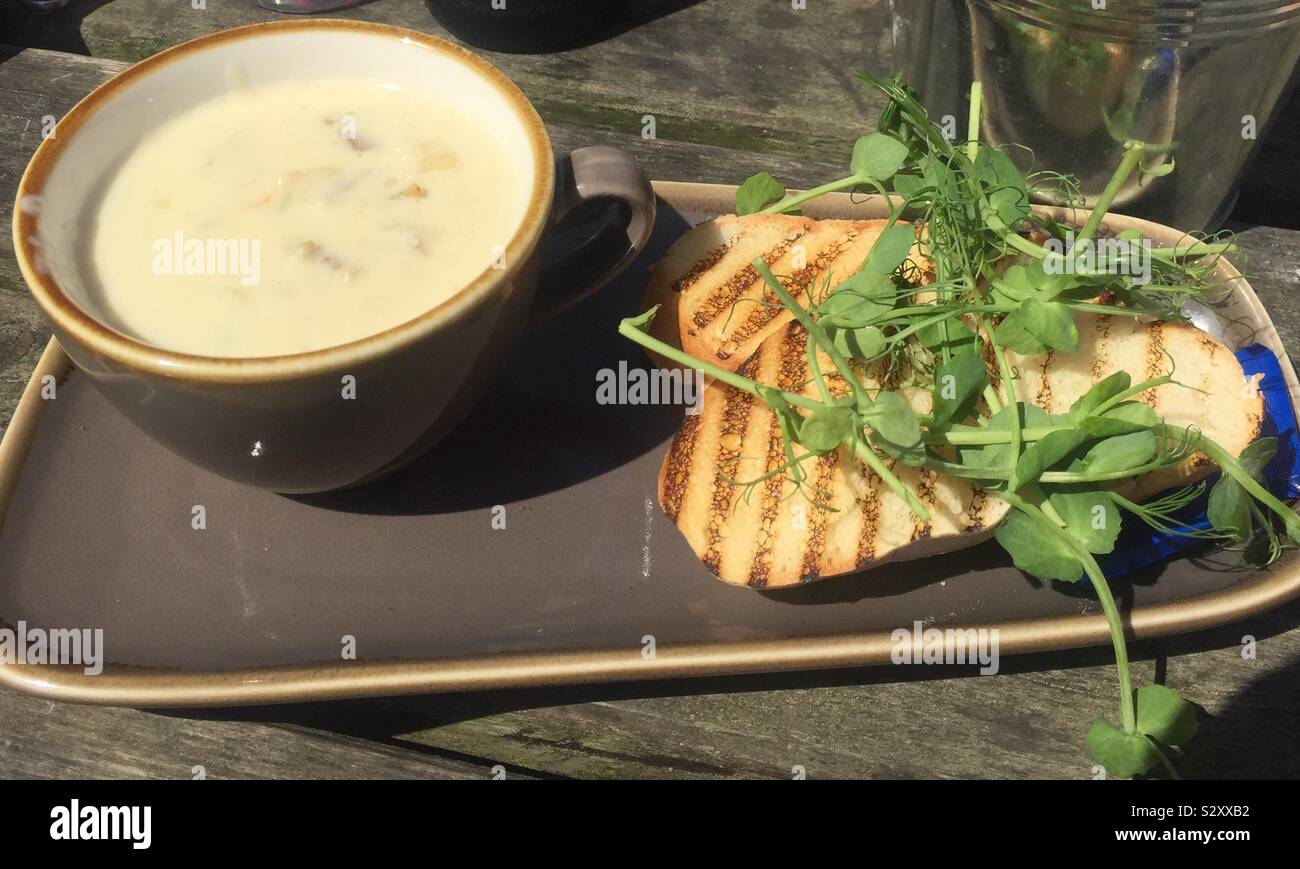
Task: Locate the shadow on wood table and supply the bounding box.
[425,0,707,54]
[0,0,117,57]
[1177,648,1300,779]
[0,0,707,58]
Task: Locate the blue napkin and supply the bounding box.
[1094,344,1300,579]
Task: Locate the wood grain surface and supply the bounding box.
[1,0,1299,778]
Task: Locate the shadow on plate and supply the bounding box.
[759,540,1027,604]
[292,197,693,515]
[291,389,681,516]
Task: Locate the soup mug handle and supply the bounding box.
[531,146,656,319]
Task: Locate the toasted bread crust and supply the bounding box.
[641,215,920,372]
[658,322,1003,588]
[648,216,1266,588]
[1005,315,1263,500]
[659,314,1262,588]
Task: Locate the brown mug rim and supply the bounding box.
[11,19,557,384]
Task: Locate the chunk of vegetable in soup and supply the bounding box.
[90,80,523,357]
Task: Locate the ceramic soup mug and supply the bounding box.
[13,19,655,493]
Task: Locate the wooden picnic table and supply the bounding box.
[2,0,1299,780]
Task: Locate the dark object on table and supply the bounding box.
[18,0,70,13]
[425,0,622,52]
[256,0,379,13]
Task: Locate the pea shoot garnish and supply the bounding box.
[620,75,1300,778]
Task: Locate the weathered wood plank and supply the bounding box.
[1229,224,1300,356]
[0,687,529,779]
[268,599,1300,779]
[3,0,1297,228]
[0,0,894,162]
[2,44,1300,780]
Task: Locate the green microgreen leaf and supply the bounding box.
[1208,438,1278,541]
[1134,684,1198,747]
[918,153,965,202]
[1009,428,1088,491]
[1086,719,1162,780]
[916,317,978,355]
[798,406,856,453]
[1238,437,1279,479]
[892,173,925,200]
[995,304,1047,355]
[1078,401,1159,437]
[821,271,895,327]
[863,389,925,466]
[1024,259,1069,297]
[975,146,1031,227]
[1078,431,1157,476]
[1014,298,1079,353]
[991,264,1036,303]
[862,223,919,275]
[1087,684,1197,779]
[994,508,1084,582]
[1049,488,1121,555]
[736,172,787,215]
[959,404,1052,485]
[1210,482,1253,531]
[930,348,988,430]
[1140,158,1176,178]
[830,325,885,360]
[850,132,909,181]
[1068,371,1131,422]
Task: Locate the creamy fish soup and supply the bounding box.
[90,79,523,356]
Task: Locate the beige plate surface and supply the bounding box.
[1,181,1298,707]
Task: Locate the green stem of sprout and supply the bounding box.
[1171,426,1300,540]
[617,308,823,412]
[1076,142,1147,245]
[999,492,1137,734]
[852,439,932,522]
[759,176,868,216]
[752,260,873,409]
[965,81,982,164]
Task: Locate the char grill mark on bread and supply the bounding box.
[687,233,805,331]
[1006,314,1263,502]
[1142,321,1166,408]
[659,320,1005,588]
[700,354,761,576]
[641,215,918,372]
[657,311,1262,588]
[748,323,812,588]
[855,468,883,568]
[660,412,701,523]
[723,222,869,351]
[648,215,1264,589]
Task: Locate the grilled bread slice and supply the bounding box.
[660,315,1263,588]
[642,214,921,371]
[660,321,1006,589]
[1004,314,1263,500]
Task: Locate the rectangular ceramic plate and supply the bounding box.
[3,181,1300,707]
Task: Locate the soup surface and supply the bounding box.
[90,79,522,356]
